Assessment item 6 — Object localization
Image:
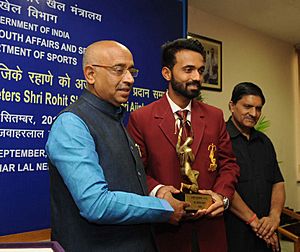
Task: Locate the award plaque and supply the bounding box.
[174,120,213,212]
[173,190,213,212]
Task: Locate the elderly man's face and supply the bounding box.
[87,43,135,107]
[230,95,263,130]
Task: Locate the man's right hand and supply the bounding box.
[157,186,190,225]
[249,217,280,251]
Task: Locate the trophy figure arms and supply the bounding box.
[176,127,199,193]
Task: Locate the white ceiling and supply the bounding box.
[189,0,300,46]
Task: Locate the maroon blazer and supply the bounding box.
[127,95,240,252]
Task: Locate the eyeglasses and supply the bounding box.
[91,64,139,78]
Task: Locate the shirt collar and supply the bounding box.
[166,90,192,113]
[226,117,241,138]
[226,116,260,141]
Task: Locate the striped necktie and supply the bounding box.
[176,110,191,139]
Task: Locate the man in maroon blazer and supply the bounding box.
[127,38,240,252]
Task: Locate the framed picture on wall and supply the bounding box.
[188,33,222,91]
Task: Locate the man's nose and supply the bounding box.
[192,70,203,82]
[249,107,258,117]
[123,69,134,84]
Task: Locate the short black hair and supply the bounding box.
[231,82,265,105]
[161,38,205,69]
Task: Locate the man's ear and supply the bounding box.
[162,66,172,81]
[84,65,96,85]
[229,101,234,112]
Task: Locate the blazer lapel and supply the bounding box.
[191,100,205,156]
[155,95,178,150]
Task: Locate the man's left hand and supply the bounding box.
[198,189,224,217]
[264,232,280,252]
[256,215,280,239]
[183,209,207,221]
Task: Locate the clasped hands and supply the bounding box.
[156,186,225,225]
[249,215,281,252]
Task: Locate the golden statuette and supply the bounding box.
[173,121,212,212]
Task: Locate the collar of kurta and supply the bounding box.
[81,89,125,121]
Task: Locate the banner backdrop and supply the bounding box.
[0,0,186,235]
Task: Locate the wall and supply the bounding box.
[188,4,300,210]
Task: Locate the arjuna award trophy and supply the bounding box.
[173,117,213,212]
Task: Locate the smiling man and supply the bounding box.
[46,40,188,252]
[127,38,240,252]
[225,82,285,252]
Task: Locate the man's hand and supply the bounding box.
[198,189,224,217]
[249,216,280,251]
[157,186,190,225]
[183,209,207,221]
[256,215,280,239]
[163,191,190,225]
[156,185,180,199]
[264,232,280,252]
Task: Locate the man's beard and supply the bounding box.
[170,76,201,99]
